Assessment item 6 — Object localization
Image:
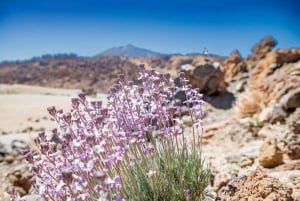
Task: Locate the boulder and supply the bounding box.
[222,50,247,82]
[178,62,226,95]
[280,88,300,110]
[258,138,283,168]
[258,104,287,123]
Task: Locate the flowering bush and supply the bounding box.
[18,64,209,200]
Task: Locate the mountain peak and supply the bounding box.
[98,44,165,58]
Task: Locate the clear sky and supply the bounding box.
[0,0,299,61]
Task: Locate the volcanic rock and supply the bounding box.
[219,169,293,200]
[287,108,300,134]
[222,50,247,82]
[258,104,287,123]
[280,88,300,110]
[248,36,277,62]
[179,62,226,95]
[283,132,300,160]
[237,49,300,116]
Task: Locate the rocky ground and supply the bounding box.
[0,36,299,200]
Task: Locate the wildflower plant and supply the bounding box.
[20,64,209,201]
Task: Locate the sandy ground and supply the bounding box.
[0,84,108,135]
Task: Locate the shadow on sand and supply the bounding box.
[204,92,236,109]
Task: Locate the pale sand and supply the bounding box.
[0,84,108,134]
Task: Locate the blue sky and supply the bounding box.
[0,0,299,61]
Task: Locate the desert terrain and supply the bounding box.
[0,36,299,200]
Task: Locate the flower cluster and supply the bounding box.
[19,64,208,201]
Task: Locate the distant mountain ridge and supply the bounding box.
[98,44,165,58]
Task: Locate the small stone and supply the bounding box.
[239,156,254,167]
[258,104,287,123]
[0,142,8,155]
[258,138,283,168]
[4,154,14,164]
[11,139,29,154]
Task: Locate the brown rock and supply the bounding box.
[219,169,293,201]
[237,48,300,116]
[179,62,226,95]
[8,169,33,196]
[222,50,247,82]
[258,138,283,168]
[4,154,15,164]
[248,36,277,62]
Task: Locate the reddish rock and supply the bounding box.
[237,48,300,116]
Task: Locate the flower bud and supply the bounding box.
[47,106,56,116]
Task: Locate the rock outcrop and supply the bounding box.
[248,36,277,62]
[222,50,247,82]
[237,48,300,116]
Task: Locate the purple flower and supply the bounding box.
[17,64,206,201]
